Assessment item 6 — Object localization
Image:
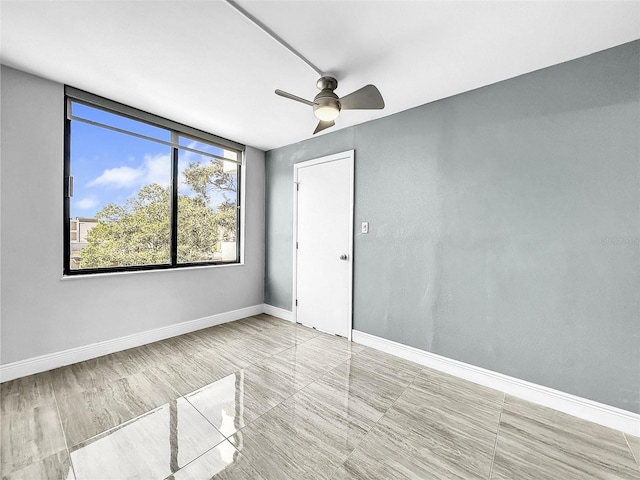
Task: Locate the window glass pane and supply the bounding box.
[72,102,171,142]
[177,148,238,264]
[65,91,242,274]
[69,119,172,269]
[179,135,238,161]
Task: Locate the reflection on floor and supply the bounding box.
[1,314,638,479]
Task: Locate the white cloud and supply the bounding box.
[179,146,198,164]
[143,153,171,187]
[75,196,99,210]
[87,154,172,189]
[87,166,144,188]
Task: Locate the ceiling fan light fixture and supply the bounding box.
[314,104,340,121]
[313,94,340,122]
[275,74,383,134]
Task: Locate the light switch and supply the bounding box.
[361,221,369,234]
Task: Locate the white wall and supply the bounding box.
[0,65,265,365]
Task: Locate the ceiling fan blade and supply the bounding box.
[313,120,335,134]
[339,84,385,110]
[275,89,315,107]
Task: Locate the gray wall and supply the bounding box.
[265,41,639,413]
[1,65,265,365]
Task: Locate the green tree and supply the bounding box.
[182,160,236,203]
[80,160,237,268]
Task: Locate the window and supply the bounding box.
[64,87,244,275]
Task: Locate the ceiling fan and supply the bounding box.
[276,76,385,134]
[223,1,385,135]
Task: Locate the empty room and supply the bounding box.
[1,1,638,479]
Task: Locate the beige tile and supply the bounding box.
[251,313,291,328]
[306,333,367,356]
[186,342,339,438]
[279,381,376,455]
[229,426,312,480]
[281,335,361,376]
[188,323,249,347]
[224,317,276,336]
[338,368,503,480]
[0,371,69,478]
[251,346,328,391]
[233,315,286,332]
[50,344,175,399]
[408,367,504,434]
[342,414,494,480]
[198,315,289,345]
[224,350,413,479]
[152,352,242,396]
[5,314,638,480]
[169,440,266,480]
[247,329,299,353]
[2,450,75,480]
[348,349,421,385]
[335,438,450,480]
[249,333,363,393]
[491,396,639,480]
[1,371,56,413]
[50,359,126,398]
[255,323,321,346]
[55,368,180,447]
[185,363,295,437]
[143,335,201,365]
[625,433,640,466]
[108,343,166,373]
[1,403,68,478]
[70,397,224,479]
[305,355,419,424]
[228,375,377,480]
[352,346,423,376]
[209,332,291,367]
[331,462,405,480]
[185,320,277,351]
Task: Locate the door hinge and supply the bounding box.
[65,176,74,198]
[296,242,298,249]
[295,299,298,306]
[296,182,299,191]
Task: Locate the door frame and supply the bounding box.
[292,150,355,340]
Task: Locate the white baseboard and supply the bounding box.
[262,304,294,322]
[352,330,640,437]
[0,304,264,383]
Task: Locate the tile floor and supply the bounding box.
[1,314,638,479]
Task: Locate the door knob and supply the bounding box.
[340,254,348,260]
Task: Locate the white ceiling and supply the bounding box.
[1,1,638,151]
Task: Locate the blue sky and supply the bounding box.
[70,103,235,219]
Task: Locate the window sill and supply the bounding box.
[60,261,245,280]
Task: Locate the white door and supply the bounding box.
[294,150,354,338]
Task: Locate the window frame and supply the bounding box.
[63,87,245,276]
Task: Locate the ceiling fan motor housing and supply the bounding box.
[316,76,338,91]
[313,76,341,118]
